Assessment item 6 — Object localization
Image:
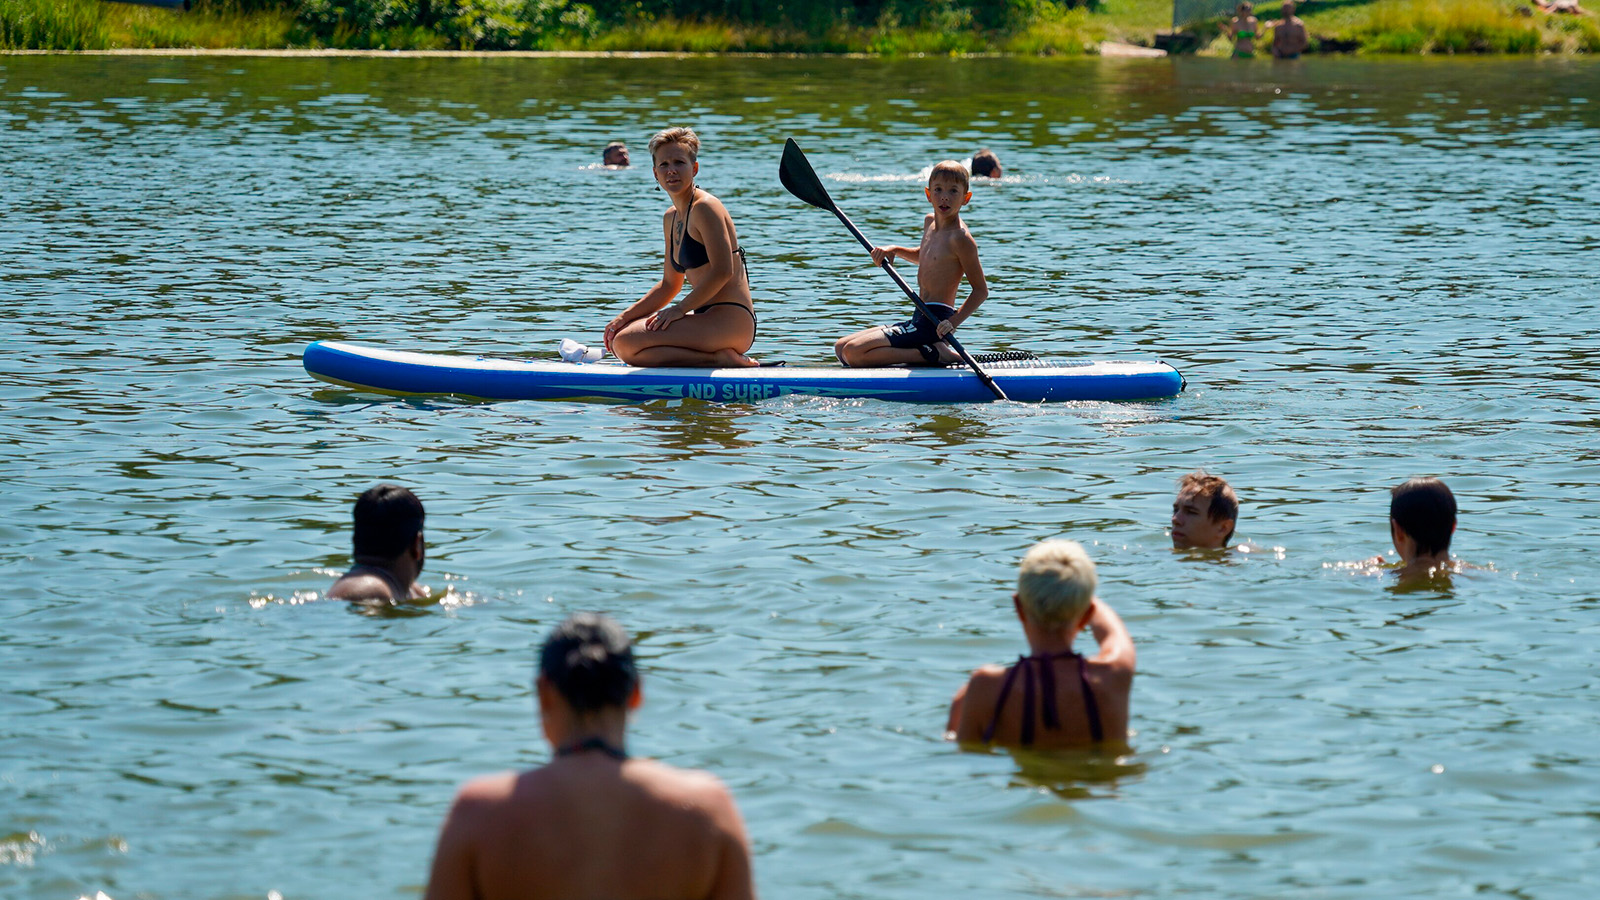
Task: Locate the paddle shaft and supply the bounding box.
[824,206,1009,401]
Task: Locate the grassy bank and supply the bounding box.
[2,0,1595,54]
[1199,0,1600,56]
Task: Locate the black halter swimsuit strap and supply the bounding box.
[556,736,628,760]
[982,651,1104,746]
[1077,654,1104,743]
[981,656,1025,744]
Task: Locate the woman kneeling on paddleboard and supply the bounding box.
[604,127,759,368]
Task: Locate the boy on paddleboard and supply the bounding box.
[946,541,1135,749]
[834,160,990,367]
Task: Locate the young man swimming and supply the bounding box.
[424,613,756,900]
[327,483,429,603]
[1383,477,1459,581]
[1170,470,1238,550]
[946,541,1135,749]
[833,160,990,367]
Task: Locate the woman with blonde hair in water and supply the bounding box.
[604,127,759,368]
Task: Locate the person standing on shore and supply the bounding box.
[327,483,429,603]
[424,613,757,900]
[1222,2,1262,58]
[1270,1,1309,59]
[604,127,759,368]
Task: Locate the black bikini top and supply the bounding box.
[672,193,709,272]
[981,650,1104,745]
[672,193,748,280]
[556,736,628,760]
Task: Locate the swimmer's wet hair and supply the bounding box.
[1390,477,1456,556]
[648,127,700,162]
[928,159,969,193]
[971,149,1001,178]
[1017,540,1097,628]
[1178,470,1238,542]
[352,483,424,560]
[603,141,627,158]
[540,613,639,714]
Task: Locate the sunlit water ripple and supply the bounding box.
[2,54,1598,899]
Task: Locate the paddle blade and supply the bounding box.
[779,138,836,212]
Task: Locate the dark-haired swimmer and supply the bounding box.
[970,148,1002,179]
[947,541,1134,749]
[1370,477,1462,582]
[603,141,630,168]
[424,613,756,900]
[605,127,759,368]
[327,483,428,602]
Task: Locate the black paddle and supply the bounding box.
[778,138,1009,401]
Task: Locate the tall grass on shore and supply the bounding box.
[1,0,296,50]
[1,0,109,50]
[1315,0,1599,55]
[109,1,297,49]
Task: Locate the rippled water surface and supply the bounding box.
[3,53,1599,899]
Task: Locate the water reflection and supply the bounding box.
[610,400,758,453]
[1003,745,1147,801]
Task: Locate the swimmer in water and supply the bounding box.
[327,483,429,603]
[1170,470,1238,551]
[946,541,1135,749]
[970,148,1002,179]
[603,141,630,168]
[1375,477,1462,582]
[423,613,756,900]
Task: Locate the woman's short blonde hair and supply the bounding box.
[648,127,700,163]
[1016,540,1097,627]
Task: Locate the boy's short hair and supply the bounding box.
[352,483,424,559]
[1390,477,1456,555]
[928,159,969,193]
[1177,470,1238,540]
[648,127,699,162]
[1016,540,1097,628]
[540,613,639,714]
[970,149,1001,178]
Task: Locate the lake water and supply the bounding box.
[3,53,1598,899]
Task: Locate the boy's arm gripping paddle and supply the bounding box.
[779,138,1008,401]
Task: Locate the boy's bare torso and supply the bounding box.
[915,212,972,307]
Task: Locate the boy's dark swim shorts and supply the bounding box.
[882,303,956,363]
